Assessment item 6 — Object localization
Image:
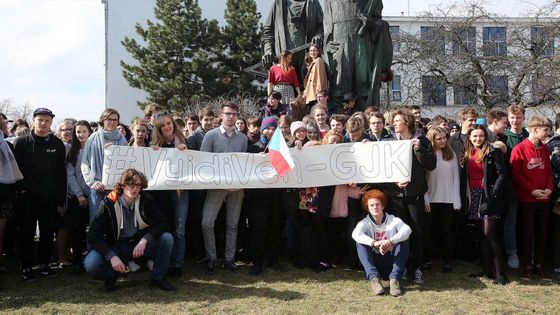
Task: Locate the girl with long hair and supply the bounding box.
[461,125,508,285]
[150,112,188,278]
[424,126,461,272]
[59,120,93,270]
[303,44,328,106]
[267,50,301,105]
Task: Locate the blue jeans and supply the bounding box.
[170,190,189,268]
[84,232,173,280]
[88,189,107,223]
[356,240,410,280]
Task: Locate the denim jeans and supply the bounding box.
[84,232,173,280]
[88,189,107,223]
[170,190,189,268]
[356,240,410,280]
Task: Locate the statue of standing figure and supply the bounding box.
[260,0,393,111]
[261,0,324,86]
[323,0,393,109]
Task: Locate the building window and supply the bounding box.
[422,76,446,106]
[452,27,476,54]
[421,26,445,55]
[531,26,554,56]
[532,73,557,104]
[488,75,509,105]
[389,25,400,52]
[454,85,477,106]
[390,75,402,101]
[483,27,507,56]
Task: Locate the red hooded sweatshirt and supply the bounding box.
[509,138,553,203]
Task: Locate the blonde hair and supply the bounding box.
[150,113,185,147]
[426,127,454,161]
[322,129,343,144]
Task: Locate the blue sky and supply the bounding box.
[0,0,552,124]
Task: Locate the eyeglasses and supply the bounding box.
[223,112,238,117]
[126,182,142,189]
[61,128,73,132]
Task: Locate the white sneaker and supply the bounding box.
[127,261,141,273]
[553,267,560,274]
[146,260,154,271]
[414,268,425,284]
[507,255,520,269]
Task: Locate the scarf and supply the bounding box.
[260,134,271,147]
[0,132,23,184]
[82,128,126,186]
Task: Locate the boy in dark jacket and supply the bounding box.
[84,169,175,292]
[14,108,67,280]
[385,108,436,285]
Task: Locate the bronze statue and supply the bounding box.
[323,0,393,108]
[261,0,324,85]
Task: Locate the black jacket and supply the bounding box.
[87,191,169,259]
[385,133,437,197]
[460,147,507,215]
[13,132,67,205]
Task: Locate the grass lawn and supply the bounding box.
[1,258,559,314]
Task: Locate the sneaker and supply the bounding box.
[58,261,73,268]
[414,268,424,284]
[224,260,238,273]
[370,277,385,295]
[507,254,520,269]
[103,277,117,292]
[146,260,154,272]
[22,268,36,281]
[37,266,57,277]
[150,278,177,292]
[127,261,141,273]
[554,267,560,274]
[389,279,402,296]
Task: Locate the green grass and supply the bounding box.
[1,259,559,314]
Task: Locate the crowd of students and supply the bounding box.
[1,97,560,296]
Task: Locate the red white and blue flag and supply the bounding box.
[267,127,295,177]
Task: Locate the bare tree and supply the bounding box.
[389,0,560,115]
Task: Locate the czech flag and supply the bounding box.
[267,127,295,177]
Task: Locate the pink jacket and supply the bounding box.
[330,184,362,218]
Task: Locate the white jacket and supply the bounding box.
[352,213,412,246]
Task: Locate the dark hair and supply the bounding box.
[247,116,261,127]
[486,109,508,124]
[555,113,560,131]
[198,107,216,120]
[368,112,385,124]
[67,120,93,166]
[9,118,29,134]
[392,108,416,133]
[361,189,388,212]
[118,123,132,141]
[221,101,239,112]
[185,114,199,123]
[411,105,421,111]
[113,168,148,195]
[270,91,282,100]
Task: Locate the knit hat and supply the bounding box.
[290,121,306,137]
[260,116,278,132]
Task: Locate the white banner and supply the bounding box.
[102,141,412,190]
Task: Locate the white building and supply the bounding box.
[382,16,559,118]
